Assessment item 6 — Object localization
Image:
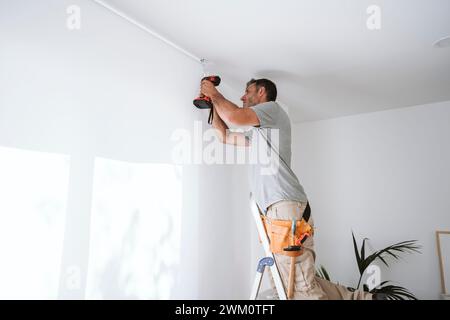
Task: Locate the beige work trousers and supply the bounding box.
[265,200,373,300]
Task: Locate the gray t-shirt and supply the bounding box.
[244,101,308,213]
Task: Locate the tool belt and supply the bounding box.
[260,202,314,257]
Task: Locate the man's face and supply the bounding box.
[240,83,261,108]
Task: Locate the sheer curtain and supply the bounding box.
[0,0,251,299]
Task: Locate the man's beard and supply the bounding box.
[245,99,256,108]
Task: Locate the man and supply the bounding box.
[200,78,374,300]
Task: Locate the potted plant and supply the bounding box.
[316,232,421,300]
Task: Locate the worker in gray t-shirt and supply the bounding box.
[200,78,374,300]
[243,100,308,214]
[200,78,308,213]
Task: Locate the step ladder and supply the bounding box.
[249,194,287,300]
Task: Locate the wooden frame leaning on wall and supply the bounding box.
[436,231,450,299]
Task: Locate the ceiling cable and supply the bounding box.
[92,0,202,63]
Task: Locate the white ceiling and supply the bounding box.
[103,0,450,122]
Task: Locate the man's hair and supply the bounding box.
[246,78,277,101]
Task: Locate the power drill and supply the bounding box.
[193,75,221,124]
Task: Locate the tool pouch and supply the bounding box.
[260,215,314,257]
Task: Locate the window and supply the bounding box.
[0,146,69,299]
[85,158,182,299]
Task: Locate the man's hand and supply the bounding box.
[201,79,260,127]
[200,79,219,98]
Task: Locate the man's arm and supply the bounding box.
[201,81,260,127]
[211,107,249,147]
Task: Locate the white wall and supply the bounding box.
[4,0,448,301]
[291,100,450,299]
[0,0,244,299]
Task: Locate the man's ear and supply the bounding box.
[258,87,268,102]
[258,86,266,98]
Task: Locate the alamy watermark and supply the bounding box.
[66,5,81,30]
[171,121,280,175]
[65,265,81,290]
[365,265,381,291]
[366,5,381,30]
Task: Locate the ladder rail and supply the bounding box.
[250,195,287,300]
